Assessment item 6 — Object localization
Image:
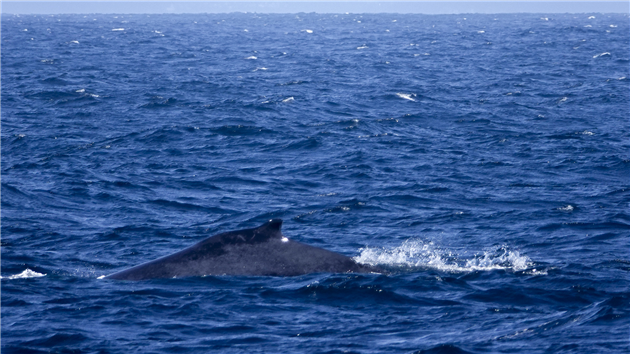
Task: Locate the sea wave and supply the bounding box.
[1,268,46,280]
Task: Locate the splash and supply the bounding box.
[354,239,534,273]
[1,269,46,279]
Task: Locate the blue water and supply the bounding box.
[2,12,629,353]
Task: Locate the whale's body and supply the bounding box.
[106,219,379,280]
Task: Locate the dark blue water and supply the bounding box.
[2,12,629,353]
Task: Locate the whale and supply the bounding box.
[105,219,381,280]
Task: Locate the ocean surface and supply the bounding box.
[1,12,629,354]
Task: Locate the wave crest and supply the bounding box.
[1,268,46,280]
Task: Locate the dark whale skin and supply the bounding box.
[105,219,381,280]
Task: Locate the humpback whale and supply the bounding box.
[106,219,380,280]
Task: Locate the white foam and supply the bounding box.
[111,28,124,31]
[357,45,368,50]
[304,29,313,33]
[354,240,534,274]
[558,205,574,211]
[70,40,79,44]
[1,269,46,279]
[396,93,416,102]
[588,16,596,19]
[593,52,611,58]
[245,56,257,60]
[282,97,294,103]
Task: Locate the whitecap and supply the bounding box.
[610,24,617,28]
[304,29,313,33]
[477,30,485,33]
[1,269,46,279]
[354,241,534,273]
[111,28,124,31]
[580,130,594,135]
[396,93,416,102]
[282,97,294,103]
[245,56,257,60]
[588,16,595,19]
[558,205,574,211]
[593,52,611,58]
[356,45,368,50]
[70,40,79,44]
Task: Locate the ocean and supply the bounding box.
[1,12,629,353]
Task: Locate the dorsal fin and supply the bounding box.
[260,219,283,233]
[248,219,283,242]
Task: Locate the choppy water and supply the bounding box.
[2,12,629,354]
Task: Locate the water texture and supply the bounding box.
[2,12,629,354]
